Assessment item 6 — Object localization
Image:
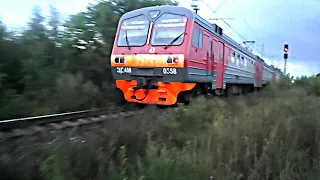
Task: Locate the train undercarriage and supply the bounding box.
[116,76,264,107]
[177,83,261,104]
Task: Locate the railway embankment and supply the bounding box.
[1,84,320,180]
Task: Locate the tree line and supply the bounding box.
[1,0,316,120]
[0,0,177,119]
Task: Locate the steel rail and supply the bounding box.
[0,105,128,131]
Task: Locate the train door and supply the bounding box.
[208,40,213,77]
[254,62,262,87]
[254,62,257,87]
[203,33,210,76]
[215,41,225,89]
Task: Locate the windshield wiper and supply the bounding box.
[125,30,131,50]
[164,32,185,49]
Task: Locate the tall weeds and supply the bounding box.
[1,88,320,180]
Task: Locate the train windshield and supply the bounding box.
[117,15,150,47]
[151,13,187,46]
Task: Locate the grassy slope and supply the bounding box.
[1,84,320,180]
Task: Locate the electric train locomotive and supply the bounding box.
[110,5,282,105]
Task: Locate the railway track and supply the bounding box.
[0,89,261,140]
[0,104,144,140]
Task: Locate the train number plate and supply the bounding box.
[116,67,132,74]
[163,68,177,75]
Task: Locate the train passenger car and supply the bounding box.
[262,63,274,85]
[110,5,281,105]
[272,68,282,85]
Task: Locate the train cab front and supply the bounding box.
[110,8,195,105]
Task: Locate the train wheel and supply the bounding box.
[241,86,249,95]
[225,86,233,97]
[202,84,209,95]
[179,91,192,105]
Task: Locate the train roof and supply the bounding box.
[119,5,193,21]
[120,5,275,67]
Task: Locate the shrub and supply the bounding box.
[279,74,293,89]
[294,75,320,96]
[53,73,100,112]
[307,76,320,96]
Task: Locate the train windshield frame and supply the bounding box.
[117,15,150,47]
[151,13,187,46]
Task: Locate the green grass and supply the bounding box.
[1,86,320,180]
[294,75,320,96]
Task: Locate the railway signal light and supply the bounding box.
[284,44,289,52]
[283,44,289,60]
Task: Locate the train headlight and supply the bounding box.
[114,56,125,64]
[120,57,125,63]
[115,57,120,63]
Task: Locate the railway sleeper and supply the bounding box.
[30,125,46,133]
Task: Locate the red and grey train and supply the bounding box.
[110,5,282,105]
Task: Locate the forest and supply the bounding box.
[0,0,177,120]
[2,1,320,179]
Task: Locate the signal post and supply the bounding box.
[284,44,289,74]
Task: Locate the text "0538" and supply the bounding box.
[163,68,177,75]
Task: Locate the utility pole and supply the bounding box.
[284,44,289,75]
[191,0,200,14]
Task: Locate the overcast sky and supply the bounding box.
[0,0,319,77]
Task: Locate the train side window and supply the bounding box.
[244,57,247,69]
[236,54,240,66]
[199,29,203,48]
[217,43,221,61]
[219,42,223,61]
[191,26,203,48]
[241,56,245,68]
[231,51,235,64]
[192,26,199,47]
[252,61,255,71]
